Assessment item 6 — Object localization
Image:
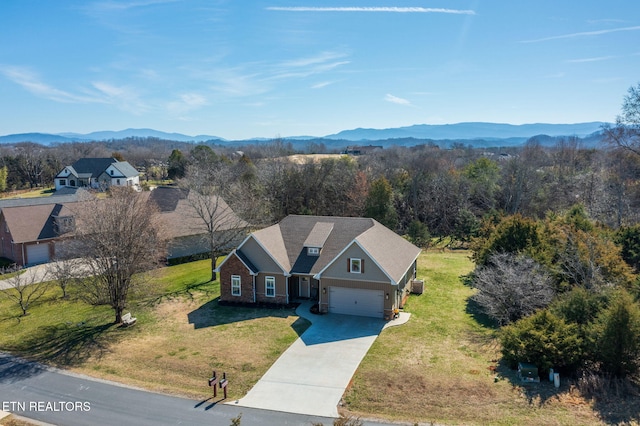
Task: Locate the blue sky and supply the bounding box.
[1,1,639,139]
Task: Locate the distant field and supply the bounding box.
[0,188,54,199]
[282,153,346,164]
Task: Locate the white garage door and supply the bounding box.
[329,287,384,318]
[26,243,49,265]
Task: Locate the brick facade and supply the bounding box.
[219,253,254,303]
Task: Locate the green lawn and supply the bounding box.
[0,259,309,400]
[0,252,631,424]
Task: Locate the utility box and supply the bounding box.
[411,279,424,295]
[517,362,540,383]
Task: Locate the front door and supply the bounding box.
[299,277,310,298]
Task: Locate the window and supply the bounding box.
[349,258,363,274]
[265,276,275,297]
[231,275,241,296]
[308,247,320,256]
[59,179,66,186]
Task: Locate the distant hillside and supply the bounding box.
[325,122,608,141]
[58,128,223,142]
[0,122,610,148]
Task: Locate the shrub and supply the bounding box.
[471,253,555,325]
[501,310,584,373]
[591,289,640,377]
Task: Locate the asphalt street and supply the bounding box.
[0,353,398,426]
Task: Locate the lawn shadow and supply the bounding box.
[6,321,118,367]
[187,297,309,337]
[465,297,499,330]
[0,352,47,384]
[140,280,215,306]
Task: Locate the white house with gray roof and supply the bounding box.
[217,215,422,319]
[54,158,140,191]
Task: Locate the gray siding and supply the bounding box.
[241,237,285,273]
[167,235,209,259]
[321,243,388,283]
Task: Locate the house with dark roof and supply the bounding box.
[54,158,140,191]
[217,215,422,319]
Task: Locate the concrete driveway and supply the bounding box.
[230,301,410,417]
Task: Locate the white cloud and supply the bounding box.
[267,7,475,15]
[0,66,98,103]
[88,0,178,12]
[521,25,640,43]
[166,93,207,115]
[567,56,616,63]
[311,81,332,89]
[92,81,150,113]
[385,94,411,105]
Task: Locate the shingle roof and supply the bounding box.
[355,221,422,283]
[0,188,93,208]
[1,203,75,243]
[244,215,420,281]
[57,158,139,180]
[146,186,249,239]
[69,158,118,177]
[111,161,139,178]
[303,222,334,248]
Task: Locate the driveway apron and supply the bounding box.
[230,302,409,417]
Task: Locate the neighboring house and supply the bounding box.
[343,145,383,155]
[54,158,140,191]
[0,202,77,266]
[146,186,250,260]
[0,188,93,266]
[217,215,422,319]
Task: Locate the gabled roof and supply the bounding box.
[238,215,420,280]
[354,221,422,283]
[1,203,75,243]
[110,161,139,178]
[303,222,334,248]
[56,158,139,180]
[68,158,118,177]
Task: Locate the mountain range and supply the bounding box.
[0,121,609,148]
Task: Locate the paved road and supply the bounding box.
[234,302,410,417]
[0,353,399,426]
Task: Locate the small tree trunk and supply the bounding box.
[115,308,123,324]
[210,255,218,282]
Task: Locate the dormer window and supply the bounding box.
[110,169,114,175]
[308,247,320,256]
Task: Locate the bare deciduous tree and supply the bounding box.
[70,188,167,324]
[471,252,555,325]
[180,163,251,281]
[604,83,640,156]
[0,266,51,316]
